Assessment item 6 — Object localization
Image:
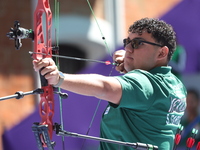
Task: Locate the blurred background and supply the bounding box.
[0,0,200,149]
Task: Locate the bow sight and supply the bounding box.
[6,21,34,50]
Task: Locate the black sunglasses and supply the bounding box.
[123,38,163,49]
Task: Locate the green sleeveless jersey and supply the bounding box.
[100,66,187,150]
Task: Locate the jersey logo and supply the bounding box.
[166,97,186,125]
[104,106,110,115]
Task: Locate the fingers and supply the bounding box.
[113,50,125,62]
[40,65,58,76]
[32,58,59,85]
[115,63,127,74]
[113,50,127,74]
[44,70,59,85]
[33,58,55,71]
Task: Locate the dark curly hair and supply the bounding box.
[128,18,176,61]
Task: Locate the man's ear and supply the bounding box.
[158,46,169,59]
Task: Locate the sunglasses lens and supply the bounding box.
[123,39,142,49]
[123,39,127,48]
[132,39,142,49]
[123,39,130,48]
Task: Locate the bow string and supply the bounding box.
[80,1,115,149]
[53,0,66,149]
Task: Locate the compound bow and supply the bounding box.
[6,0,158,150]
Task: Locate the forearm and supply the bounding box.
[32,58,121,104]
[60,74,121,104]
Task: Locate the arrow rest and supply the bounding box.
[6,21,34,50]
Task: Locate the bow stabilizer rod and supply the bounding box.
[55,125,158,150]
[0,88,43,101]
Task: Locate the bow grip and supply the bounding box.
[39,67,48,87]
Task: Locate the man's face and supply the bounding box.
[124,31,162,72]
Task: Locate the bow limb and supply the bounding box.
[33,0,55,147]
[6,0,65,149]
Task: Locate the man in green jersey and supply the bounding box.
[33,18,187,150]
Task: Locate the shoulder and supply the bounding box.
[115,69,153,90]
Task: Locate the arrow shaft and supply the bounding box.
[29,51,116,65]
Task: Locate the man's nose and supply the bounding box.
[125,44,134,53]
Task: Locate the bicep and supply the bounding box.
[96,77,122,105]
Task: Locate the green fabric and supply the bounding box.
[99,66,187,150]
[172,45,184,63]
[171,45,186,79]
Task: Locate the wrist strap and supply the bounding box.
[53,71,64,87]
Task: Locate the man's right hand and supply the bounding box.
[113,50,127,74]
[33,58,60,86]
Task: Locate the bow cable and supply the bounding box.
[87,0,112,57]
[81,1,116,149]
[53,0,66,150]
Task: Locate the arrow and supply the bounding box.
[29,51,118,66]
